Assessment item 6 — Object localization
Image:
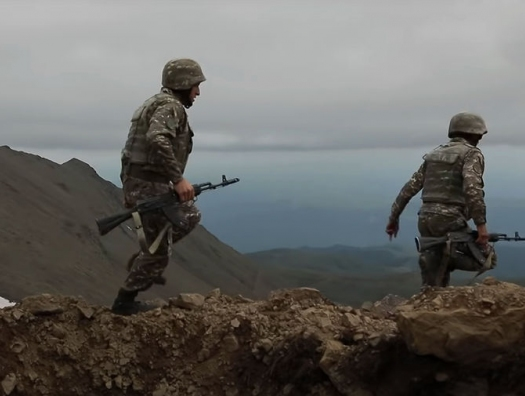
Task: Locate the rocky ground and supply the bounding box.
[1,278,525,396]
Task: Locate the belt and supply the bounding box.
[422,201,465,207]
[126,164,170,184]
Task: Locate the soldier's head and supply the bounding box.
[448,111,487,146]
[161,58,206,108]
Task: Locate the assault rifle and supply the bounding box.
[415,231,525,253]
[95,174,240,236]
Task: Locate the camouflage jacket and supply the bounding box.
[389,138,486,226]
[120,88,194,184]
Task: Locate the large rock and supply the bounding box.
[395,277,525,364]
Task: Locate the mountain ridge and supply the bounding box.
[0,146,281,305]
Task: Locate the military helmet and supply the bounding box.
[448,112,487,137]
[161,58,206,90]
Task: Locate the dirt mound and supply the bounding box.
[1,280,525,396]
[397,277,525,365]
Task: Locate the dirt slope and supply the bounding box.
[0,146,279,305]
[1,278,525,396]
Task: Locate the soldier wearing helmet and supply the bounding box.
[111,58,206,315]
[385,112,496,288]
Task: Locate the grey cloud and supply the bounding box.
[1,0,525,152]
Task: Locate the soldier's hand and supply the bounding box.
[173,178,195,202]
[476,223,489,246]
[385,220,399,241]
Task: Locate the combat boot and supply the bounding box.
[111,289,157,316]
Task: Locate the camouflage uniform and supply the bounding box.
[387,112,495,287]
[111,58,206,315]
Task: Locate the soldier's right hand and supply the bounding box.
[475,223,489,246]
[385,219,399,241]
[173,178,195,202]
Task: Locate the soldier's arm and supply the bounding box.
[462,149,486,226]
[389,162,425,223]
[146,104,184,184]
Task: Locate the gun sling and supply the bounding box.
[131,212,171,255]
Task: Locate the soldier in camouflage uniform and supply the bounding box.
[385,112,495,288]
[111,58,206,315]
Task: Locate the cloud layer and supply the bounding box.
[2,0,525,151]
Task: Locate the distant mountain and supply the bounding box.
[258,266,424,306]
[248,242,525,304]
[248,244,418,275]
[196,198,399,252]
[247,244,419,304]
[196,192,525,254]
[0,146,282,305]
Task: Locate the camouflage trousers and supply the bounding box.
[417,212,476,287]
[120,176,201,293]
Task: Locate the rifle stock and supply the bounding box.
[414,235,448,252]
[96,209,134,236]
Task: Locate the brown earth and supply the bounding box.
[1,278,525,396]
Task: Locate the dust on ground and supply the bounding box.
[1,278,525,396]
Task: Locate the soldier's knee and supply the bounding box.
[181,206,201,232]
[491,251,498,267]
[126,251,141,271]
[188,210,201,229]
[188,205,201,223]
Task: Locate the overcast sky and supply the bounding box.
[2,0,525,154]
[3,0,525,222]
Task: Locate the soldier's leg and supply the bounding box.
[418,250,444,287]
[417,215,445,287]
[440,269,451,287]
[126,250,166,285]
[448,240,498,278]
[427,214,471,287]
[112,177,175,315]
[170,201,202,244]
[123,210,171,292]
[126,251,140,272]
[121,200,200,293]
[111,211,171,315]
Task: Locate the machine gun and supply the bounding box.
[415,231,525,253]
[95,174,240,236]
